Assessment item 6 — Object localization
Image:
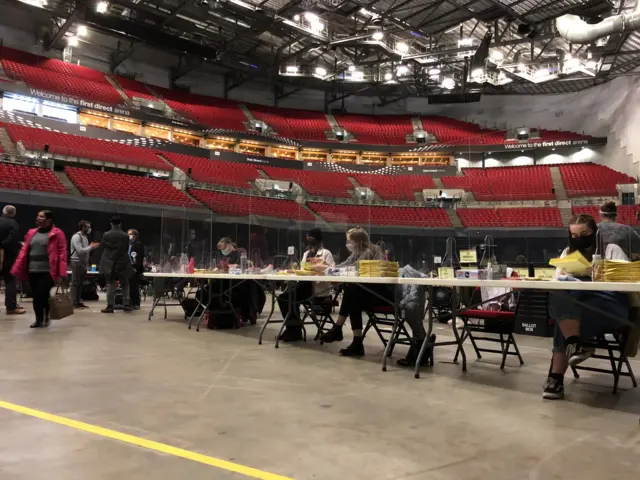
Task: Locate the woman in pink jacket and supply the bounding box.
[11,210,67,328]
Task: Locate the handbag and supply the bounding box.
[49,286,74,320]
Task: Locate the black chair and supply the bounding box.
[570,329,638,394]
[300,294,338,343]
[362,304,413,358]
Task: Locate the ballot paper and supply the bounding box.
[549,250,591,275]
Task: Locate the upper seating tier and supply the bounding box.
[354,174,436,200]
[260,166,353,198]
[162,152,261,188]
[248,105,330,141]
[0,46,124,105]
[457,207,563,227]
[112,75,160,103]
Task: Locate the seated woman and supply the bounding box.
[544,214,629,400]
[316,227,389,357]
[216,237,241,269]
[278,228,335,342]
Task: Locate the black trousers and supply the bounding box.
[28,272,54,323]
[338,283,394,332]
[3,269,18,310]
[130,273,141,307]
[276,282,314,326]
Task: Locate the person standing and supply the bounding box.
[0,205,25,315]
[127,229,145,310]
[69,220,100,309]
[99,216,134,313]
[11,210,67,328]
[598,201,640,258]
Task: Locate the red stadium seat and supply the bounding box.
[189,189,314,220]
[162,152,261,188]
[248,105,331,141]
[572,205,640,226]
[354,174,435,200]
[308,203,451,227]
[559,163,636,197]
[442,166,555,201]
[112,75,161,103]
[457,207,563,227]
[66,167,200,208]
[0,162,67,194]
[261,166,353,198]
[333,114,414,145]
[6,124,170,171]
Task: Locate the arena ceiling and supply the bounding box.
[10,0,640,102]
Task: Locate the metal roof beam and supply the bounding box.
[45,3,84,51]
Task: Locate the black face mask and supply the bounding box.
[306,238,318,247]
[569,233,596,253]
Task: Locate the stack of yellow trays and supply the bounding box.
[602,259,640,282]
[294,262,322,276]
[358,260,399,277]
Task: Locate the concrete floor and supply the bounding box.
[0,295,639,480]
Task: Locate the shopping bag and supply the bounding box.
[49,286,74,320]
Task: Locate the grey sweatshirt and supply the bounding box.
[597,222,640,259]
[70,231,92,265]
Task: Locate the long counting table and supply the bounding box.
[145,272,640,376]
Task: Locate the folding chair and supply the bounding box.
[300,294,338,342]
[570,329,638,394]
[453,287,524,369]
[362,304,413,359]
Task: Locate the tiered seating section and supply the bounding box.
[153,87,247,130]
[332,114,414,144]
[66,167,200,208]
[572,205,639,226]
[189,189,314,220]
[457,208,563,227]
[442,166,554,201]
[249,106,330,141]
[261,166,352,198]
[162,152,260,188]
[354,174,435,200]
[6,124,170,171]
[559,163,636,197]
[0,47,124,105]
[112,75,160,103]
[308,203,451,227]
[0,162,67,194]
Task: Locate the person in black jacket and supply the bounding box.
[127,229,145,310]
[99,216,134,313]
[0,205,25,315]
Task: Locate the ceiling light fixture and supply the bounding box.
[372,31,384,41]
[428,67,441,75]
[396,65,408,76]
[384,72,393,81]
[293,14,300,21]
[395,42,409,54]
[67,36,79,47]
[348,65,356,72]
[315,67,326,76]
[96,1,108,13]
[286,65,298,73]
[77,25,88,37]
[441,77,455,90]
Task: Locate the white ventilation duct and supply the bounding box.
[557,2,640,43]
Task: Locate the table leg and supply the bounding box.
[195,279,213,332]
[415,286,434,379]
[274,282,296,349]
[382,285,400,372]
[449,289,466,371]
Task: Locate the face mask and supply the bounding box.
[221,248,231,256]
[129,235,134,242]
[86,228,91,235]
[346,242,356,253]
[569,233,595,252]
[306,238,318,247]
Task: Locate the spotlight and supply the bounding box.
[96,1,108,13]
[77,25,88,37]
[428,67,441,75]
[372,31,383,41]
[384,72,393,81]
[67,36,79,47]
[315,67,326,76]
[293,14,300,21]
[286,65,298,73]
[348,65,356,72]
[396,65,408,76]
[490,50,504,63]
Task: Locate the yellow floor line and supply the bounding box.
[0,400,293,480]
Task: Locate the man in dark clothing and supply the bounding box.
[0,205,25,315]
[99,216,134,313]
[127,229,145,310]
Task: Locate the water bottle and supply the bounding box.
[240,252,248,274]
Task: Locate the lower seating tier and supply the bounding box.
[308,203,451,227]
[457,207,563,227]
[66,167,201,208]
[0,162,67,194]
[189,189,315,220]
